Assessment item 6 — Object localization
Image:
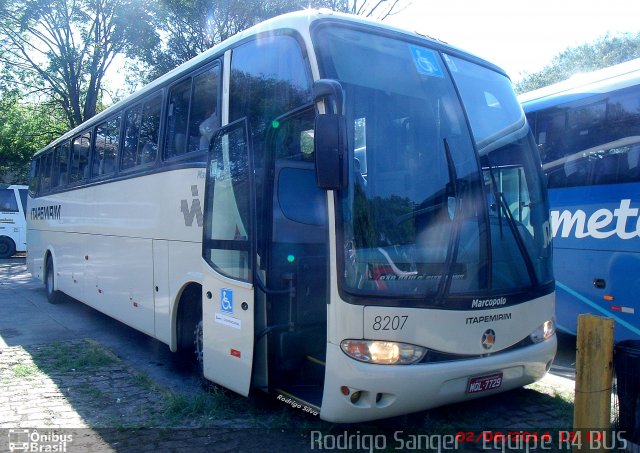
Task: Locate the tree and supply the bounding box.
[0,0,159,128]
[0,91,66,183]
[318,0,410,20]
[139,0,411,81]
[141,0,306,80]
[515,32,640,94]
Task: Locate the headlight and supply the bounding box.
[530,319,556,343]
[340,339,427,364]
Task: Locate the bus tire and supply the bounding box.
[194,319,222,393]
[45,256,63,304]
[0,237,16,259]
[176,285,201,363]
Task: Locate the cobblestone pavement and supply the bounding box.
[0,339,311,452]
[0,258,579,451]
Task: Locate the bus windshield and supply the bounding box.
[314,26,553,304]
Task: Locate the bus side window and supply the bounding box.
[121,93,161,171]
[122,105,142,171]
[0,188,19,212]
[164,77,192,159]
[69,132,91,184]
[55,141,70,188]
[189,66,219,153]
[138,94,162,165]
[93,116,120,178]
[29,158,40,195]
[39,151,54,193]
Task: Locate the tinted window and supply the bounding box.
[51,141,70,189]
[122,104,142,170]
[203,121,251,281]
[189,67,219,153]
[93,115,121,178]
[121,93,162,171]
[230,35,312,149]
[39,152,54,192]
[29,158,40,195]
[165,78,192,159]
[139,95,162,165]
[532,85,640,188]
[69,132,91,184]
[165,65,219,160]
[0,189,19,212]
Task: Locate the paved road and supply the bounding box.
[0,256,201,394]
[1,256,581,442]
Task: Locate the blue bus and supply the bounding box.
[520,59,640,341]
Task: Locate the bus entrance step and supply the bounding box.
[305,354,325,367]
[276,384,323,409]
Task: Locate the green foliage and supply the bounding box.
[0,0,159,127]
[137,0,410,81]
[0,91,67,183]
[515,32,640,94]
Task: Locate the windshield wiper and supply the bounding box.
[434,138,462,304]
[485,160,539,288]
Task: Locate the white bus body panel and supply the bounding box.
[320,293,556,422]
[202,266,255,396]
[26,168,205,346]
[1,185,28,255]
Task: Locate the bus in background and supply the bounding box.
[0,184,28,258]
[520,59,640,341]
[28,10,555,422]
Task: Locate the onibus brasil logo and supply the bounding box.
[8,429,73,452]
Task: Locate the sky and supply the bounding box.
[385,0,640,82]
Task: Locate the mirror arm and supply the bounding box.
[313,79,344,115]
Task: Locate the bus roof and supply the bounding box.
[34,9,505,157]
[518,58,640,112]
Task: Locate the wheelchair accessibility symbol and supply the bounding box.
[221,288,233,314]
[409,45,443,78]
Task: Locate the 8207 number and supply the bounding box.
[372,315,408,331]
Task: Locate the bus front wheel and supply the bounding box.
[194,319,221,393]
[0,237,16,259]
[45,256,63,304]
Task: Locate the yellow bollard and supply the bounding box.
[573,314,615,452]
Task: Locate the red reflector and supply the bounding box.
[611,305,622,312]
[230,349,241,358]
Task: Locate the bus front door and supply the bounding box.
[201,119,255,396]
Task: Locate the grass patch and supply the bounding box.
[163,391,231,421]
[131,372,157,391]
[33,339,120,373]
[74,382,110,403]
[11,363,41,379]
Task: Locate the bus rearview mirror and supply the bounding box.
[314,113,347,191]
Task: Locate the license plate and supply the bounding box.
[467,372,503,394]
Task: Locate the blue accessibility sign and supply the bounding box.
[220,288,233,314]
[409,45,444,78]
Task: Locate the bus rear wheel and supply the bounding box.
[0,237,16,259]
[45,256,63,304]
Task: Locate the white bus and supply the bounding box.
[1,184,28,258]
[27,10,556,422]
